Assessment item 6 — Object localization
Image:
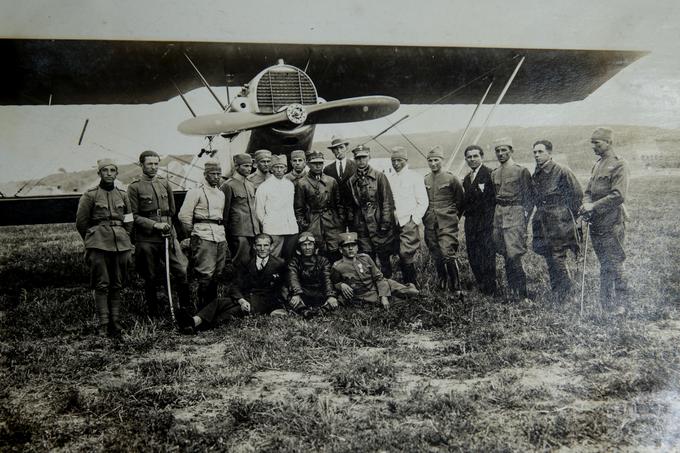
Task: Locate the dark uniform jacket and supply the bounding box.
[288,254,336,302]
[324,158,357,209]
[531,159,583,254]
[232,255,286,314]
[128,174,177,243]
[462,165,495,235]
[76,185,134,251]
[330,254,390,303]
[347,166,396,246]
[294,173,345,251]
[424,170,465,232]
[584,153,629,235]
[220,173,260,238]
[491,161,534,228]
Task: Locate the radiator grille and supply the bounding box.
[255,68,317,113]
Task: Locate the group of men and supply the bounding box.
[75,126,629,336]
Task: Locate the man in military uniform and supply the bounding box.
[178,159,231,309]
[76,158,134,336]
[490,138,534,302]
[462,145,497,296]
[324,135,356,228]
[247,149,272,190]
[346,145,396,278]
[386,146,428,287]
[221,153,261,268]
[285,149,308,183]
[128,150,190,316]
[423,146,465,296]
[294,151,345,263]
[330,232,418,310]
[531,140,583,302]
[580,127,630,310]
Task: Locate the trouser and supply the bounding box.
[542,247,573,299]
[228,235,254,269]
[424,221,460,291]
[87,249,131,326]
[340,279,415,304]
[591,225,627,308]
[270,233,299,261]
[465,226,497,295]
[135,240,189,313]
[504,255,527,300]
[190,237,228,309]
[196,297,243,327]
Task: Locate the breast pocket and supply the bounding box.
[140,194,153,207]
[93,201,109,217]
[159,191,169,209]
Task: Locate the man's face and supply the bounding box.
[533,144,551,167]
[391,157,407,172]
[272,164,286,178]
[254,238,272,259]
[299,241,315,256]
[331,144,347,160]
[205,170,221,187]
[98,165,118,185]
[256,157,271,174]
[355,155,369,170]
[465,150,483,170]
[142,156,160,177]
[591,139,610,156]
[427,157,442,172]
[235,162,252,177]
[291,157,306,172]
[495,146,512,164]
[340,242,358,258]
[309,161,324,175]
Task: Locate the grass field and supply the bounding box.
[1,174,679,452]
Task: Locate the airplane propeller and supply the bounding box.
[177,95,399,136]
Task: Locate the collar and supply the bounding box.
[141,173,157,181]
[537,159,555,174]
[356,166,375,179]
[99,180,115,191]
[395,165,410,175]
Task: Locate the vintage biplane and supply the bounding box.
[0,38,645,226]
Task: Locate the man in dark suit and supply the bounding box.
[323,135,356,228]
[461,145,497,295]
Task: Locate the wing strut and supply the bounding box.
[444,80,493,172]
[184,53,226,111]
[172,80,197,117]
[360,114,410,146]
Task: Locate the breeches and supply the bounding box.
[424,221,459,263]
[190,237,228,283]
[493,225,527,260]
[397,220,421,264]
[228,235,254,269]
[87,249,131,293]
[135,240,188,284]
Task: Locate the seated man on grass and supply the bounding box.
[287,231,339,317]
[330,232,419,310]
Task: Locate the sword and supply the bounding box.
[164,235,176,324]
[579,221,590,317]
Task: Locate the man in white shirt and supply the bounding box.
[178,159,229,309]
[386,147,428,286]
[323,135,356,228]
[255,154,299,259]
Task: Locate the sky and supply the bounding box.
[1,0,679,183]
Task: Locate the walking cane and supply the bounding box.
[164,235,177,324]
[579,221,590,317]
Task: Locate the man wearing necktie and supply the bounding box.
[324,135,357,229]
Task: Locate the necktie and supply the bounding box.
[339,160,343,177]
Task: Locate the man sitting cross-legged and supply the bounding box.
[330,232,419,310]
[287,231,339,318]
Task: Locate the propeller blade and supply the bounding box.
[304,96,400,124]
[178,110,288,135]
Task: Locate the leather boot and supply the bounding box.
[108,291,123,338]
[144,282,161,317]
[176,282,192,312]
[378,253,393,279]
[94,290,109,336]
[446,262,464,299]
[401,262,419,288]
[435,260,447,291]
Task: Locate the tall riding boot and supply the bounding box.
[108,291,123,338]
[378,253,393,279]
[446,261,463,298]
[144,281,161,317]
[401,262,418,288]
[510,257,528,300]
[94,290,109,336]
[435,260,447,291]
[176,282,192,312]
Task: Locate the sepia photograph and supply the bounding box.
[1,0,679,450]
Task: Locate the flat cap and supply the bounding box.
[352,145,370,158]
[493,137,513,149]
[339,232,358,246]
[253,149,273,161]
[97,158,117,170]
[427,146,444,159]
[591,127,613,142]
[307,151,325,163]
[391,146,408,160]
[233,153,253,165]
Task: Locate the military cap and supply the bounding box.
[97,158,117,170]
[591,127,613,142]
[493,137,513,149]
[391,146,408,160]
[253,149,273,162]
[427,146,444,159]
[297,231,316,244]
[307,151,325,163]
[352,145,370,158]
[339,232,358,246]
[271,154,287,167]
[290,150,306,160]
[233,153,253,165]
[203,159,221,172]
[328,135,350,149]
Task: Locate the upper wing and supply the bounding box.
[1,39,646,105]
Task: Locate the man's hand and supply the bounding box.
[289,295,305,310]
[379,222,392,233]
[153,222,172,234]
[238,298,251,313]
[380,296,390,310]
[580,202,594,214]
[326,297,339,309]
[339,283,354,301]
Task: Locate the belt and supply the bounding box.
[139,209,172,217]
[310,208,331,214]
[95,219,124,226]
[496,199,521,207]
[537,196,565,206]
[194,218,223,225]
